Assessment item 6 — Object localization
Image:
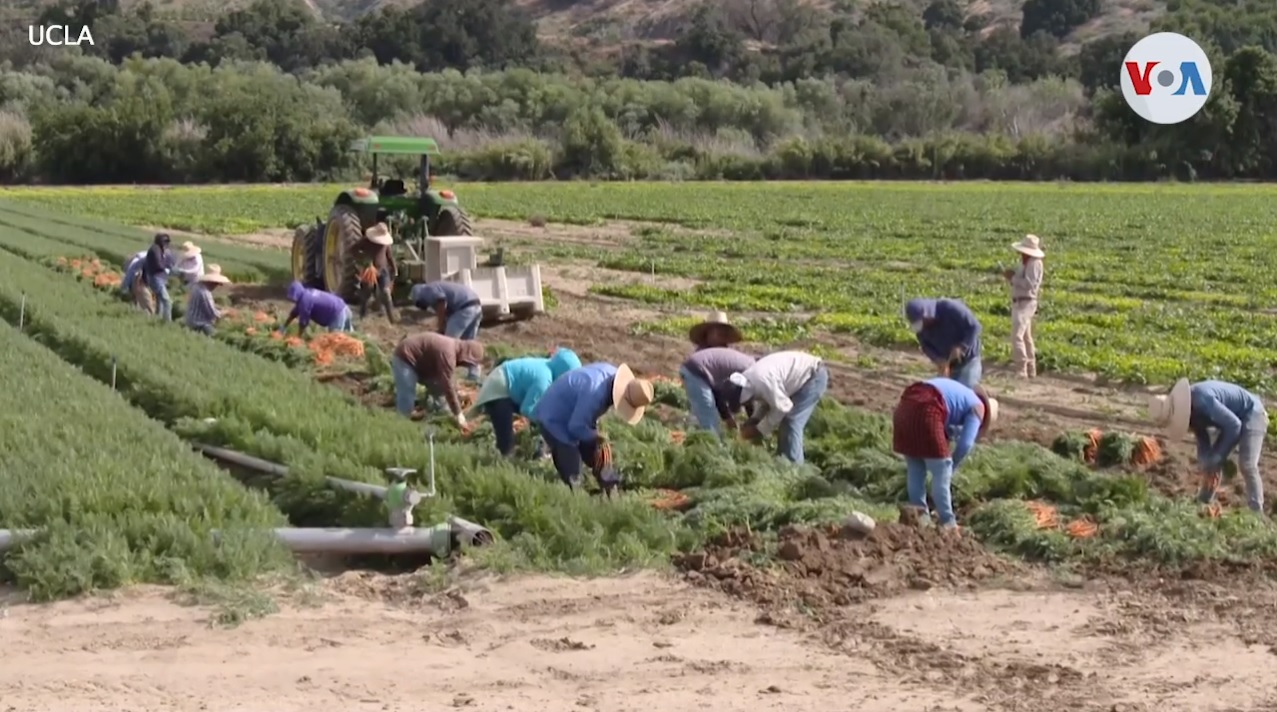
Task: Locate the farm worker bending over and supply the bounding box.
[184,264,230,336]
[466,347,582,456]
[121,249,149,295]
[689,310,742,350]
[1148,379,1269,513]
[892,378,997,529]
[355,223,397,323]
[174,241,205,286]
[141,232,174,321]
[390,332,486,425]
[410,279,483,379]
[904,297,983,388]
[532,363,654,493]
[729,350,829,465]
[280,281,354,335]
[1003,234,1044,379]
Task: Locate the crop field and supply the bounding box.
[6,182,1277,708]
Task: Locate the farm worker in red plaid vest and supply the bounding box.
[729,351,829,464]
[904,297,982,388]
[1148,378,1268,513]
[892,378,998,529]
[680,311,756,438]
[532,363,654,494]
[1003,234,1044,379]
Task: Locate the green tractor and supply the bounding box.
[292,136,475,301]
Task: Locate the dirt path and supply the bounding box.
[3,568,1275,712]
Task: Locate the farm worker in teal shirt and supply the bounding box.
[1148,378,1268,513]
[905,298,983,388]
[411,280,483,379]
[532,362,654,493]
[280,281,354,335]
[892,377,998,528]
[466,347,582,456]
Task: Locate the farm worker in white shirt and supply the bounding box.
[728,350,829,464]
[1003,234,1044,378]
[174,241,205,285]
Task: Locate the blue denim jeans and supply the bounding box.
[146,273,172,321]
[391,355,419,416]
[905,456,957,526]
[445,303,482,340]
[679,365,721,438]
[541,431,615,490]
[328,305,354,332]
[188,323,214,336]
[121,258,142,294]
[776,365,829,464]
[484,397,518,456]
[951,356,982,389]
[1198,407,1268,512]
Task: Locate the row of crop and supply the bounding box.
[0,201,291,283]
[0,319,291,600]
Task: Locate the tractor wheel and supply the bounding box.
[302,224,324,288]
[433,207,474,237]
[290,227,307,283]
[322,204,364,302]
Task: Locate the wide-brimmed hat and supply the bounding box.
[1012,234,1045,258]
[688,310,742,345]
[365,223,392,246]
[612,363,653,425]
[1148,378,1191,441]
[198,264,229,285]
[180,241,201,257]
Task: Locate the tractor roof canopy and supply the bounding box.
[350,136,441,155]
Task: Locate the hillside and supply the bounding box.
[24,0,1164,44]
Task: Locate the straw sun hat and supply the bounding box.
[365,223,393,246]
[198,264,230,285]
[1147,378,1191,441]
[688,310,742,345]
[180,241,201,257]
[1011,234,1045,258]
[611,363,654,425]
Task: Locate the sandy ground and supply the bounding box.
[3,570,1276,712]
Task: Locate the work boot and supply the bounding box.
[1027,360,1037,378]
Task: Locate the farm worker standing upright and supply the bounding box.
[730,350,829,465]
[280,281,354,335]
[904,297,983,388]
[183,264,230,336]
[532,362,654,493]
[680,311,755,437]
[390,332,485,425]
[466,347,582,456]
[355,223,397,323]
[410,279,483,379]
[1148,378,1268,513]
[141,232,173,321]
[1003,234,1044,379]
[892,378,997,529]
[174,241,205,286]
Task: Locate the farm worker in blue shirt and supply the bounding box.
[1148,378,1269,513]
[140,232,174,321]
[410,280,483,379]
[465,347,582,456]
[680,311,756,438]
[892,377,997,529]
[532,363,654,493]
[280,281,354,335]
[905,297,983,388]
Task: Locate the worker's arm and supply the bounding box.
[565,387,606,445]
[754,375,792,438]
[435,300,447,333]
[1193,427,1215,470]
[950,404,984,469]
[1196,397,1242,469]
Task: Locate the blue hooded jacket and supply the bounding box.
[905,298,982,364]
[533,362,618,446]
[501,348,582,416]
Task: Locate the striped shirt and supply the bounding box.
[184,284,220,329]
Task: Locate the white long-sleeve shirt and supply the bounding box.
[1010,258,1043,301]
[175,254,205,285]
[733,351,822,436]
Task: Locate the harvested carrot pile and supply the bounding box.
[669,430,685,444]
[1200,502,1222,519]
[253,311,272,323]
[1131,436,1160,465]
[1024,500,1058,529]
[1065,517,1098,538]
[648,489,691,511]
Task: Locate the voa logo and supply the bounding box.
[1120,32,1212,125]
[28,25,95,46]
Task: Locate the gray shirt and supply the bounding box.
[1011,258,1043,301]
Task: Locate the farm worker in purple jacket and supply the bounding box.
[1148,378,1269,513]
[280,281,354,335]
[905,297,983,388]
[730,350,828,464]
[680,311,754,437]
[141,232,173,321]
[466,348,582,456]
[532,362,654,493]
[892,378,997,529]
[410,280,483,379]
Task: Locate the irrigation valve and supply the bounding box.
[385,467,422,530]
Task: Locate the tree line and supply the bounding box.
[0,0,1275,183]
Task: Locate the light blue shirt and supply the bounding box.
[924,377,985,467]
[1189,380,1262,468]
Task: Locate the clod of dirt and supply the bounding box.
[531,637,595,652]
